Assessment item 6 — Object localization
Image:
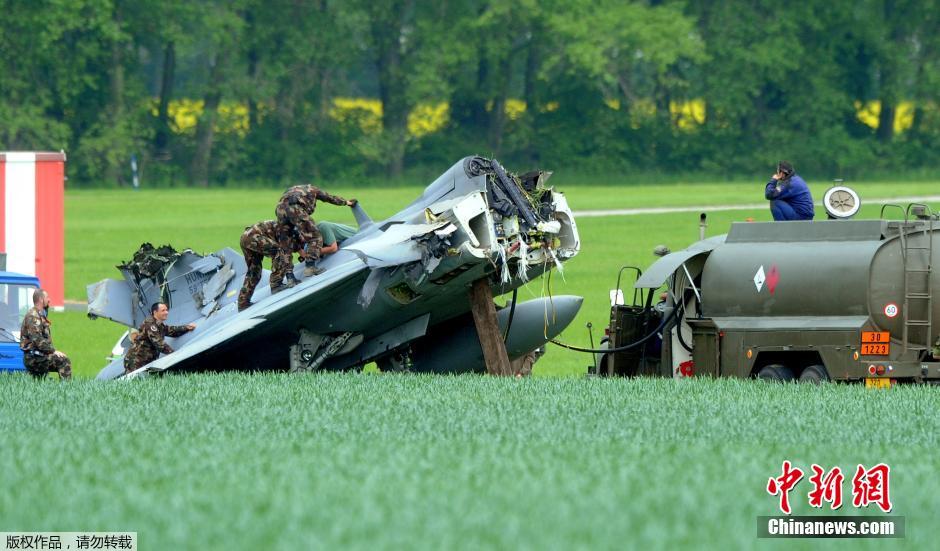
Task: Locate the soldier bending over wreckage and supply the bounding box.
[238,219,305,310]
[124,302,195,375]
[20,289,72,380]
[274,184,356,278]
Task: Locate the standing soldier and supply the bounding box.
[275,184,356,278]
[20,289,71,380]
[124,302,195,375]
[238,220,303,311]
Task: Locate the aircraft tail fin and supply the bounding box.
[352,203,373,229]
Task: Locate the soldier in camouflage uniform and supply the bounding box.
[124,302,195,375]
[275,185,356,278]
[510,345,545,377]
[238,220,303,311]
[19,289,72,380]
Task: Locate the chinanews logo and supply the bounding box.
[758,462,904,539]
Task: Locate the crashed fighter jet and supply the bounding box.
[90,156,582,380]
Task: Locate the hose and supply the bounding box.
[503,288,517,342]
[675,301,694,353]
[549,307,677,354]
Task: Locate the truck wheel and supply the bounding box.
[591,354,610,376]
[799,364,829,384]
[591,339,611,376]
[757,364,795,382]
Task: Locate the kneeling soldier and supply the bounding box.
[20,289,71,380]
[124,302,195,375]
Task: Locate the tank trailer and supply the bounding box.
[594,204,939,387]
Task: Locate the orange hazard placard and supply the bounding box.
[861,332,890,343]
[861,343,890,356]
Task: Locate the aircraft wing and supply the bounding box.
[125,259,371,378]
[124,220,456,378]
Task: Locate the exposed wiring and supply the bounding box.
[547,265,556,324]
[516,239,529,282]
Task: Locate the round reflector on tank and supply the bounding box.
[824,185,861,219]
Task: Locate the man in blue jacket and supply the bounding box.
[765,161,814,221]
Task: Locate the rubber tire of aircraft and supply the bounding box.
[757,364,795,382]
[799,364,830,384]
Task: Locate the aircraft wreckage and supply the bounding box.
[90,156,583,379]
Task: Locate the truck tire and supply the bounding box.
[799,364,829,384]
[591,338,611,376]
[757,364,795,382]
[592,353,610,376]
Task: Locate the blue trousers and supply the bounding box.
[770,200,804,221]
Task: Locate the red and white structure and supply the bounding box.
[0,152,66,307]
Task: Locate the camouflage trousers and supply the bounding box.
[509,350,537,377]
[509,346,544,377]
[238,229,293,309]
[123,341,159,375]
[123,351,142,375]
[275,203,323,264]
[24,351,72,380]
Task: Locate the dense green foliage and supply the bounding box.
[2,0,939,185]
[1,373,936,547]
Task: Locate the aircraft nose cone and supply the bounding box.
[501,295,583,356]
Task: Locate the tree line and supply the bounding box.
[2,0,938,187]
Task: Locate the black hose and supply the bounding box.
[675,302,693,353]
[549,307,677,354]
[503,288,517,342]
[640,288,655,365]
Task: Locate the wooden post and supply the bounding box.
[469,278,512,376]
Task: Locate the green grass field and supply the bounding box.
[5,177,939,548]
[2,373,935,549]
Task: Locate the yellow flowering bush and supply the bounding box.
[151,97,921,137]
[855,100,915,134]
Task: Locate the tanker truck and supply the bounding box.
[594,203,939,386]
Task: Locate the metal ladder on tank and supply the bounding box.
[900,204,934,356]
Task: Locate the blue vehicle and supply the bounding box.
[0,271,41,373]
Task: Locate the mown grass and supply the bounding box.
[1,373,934,548]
